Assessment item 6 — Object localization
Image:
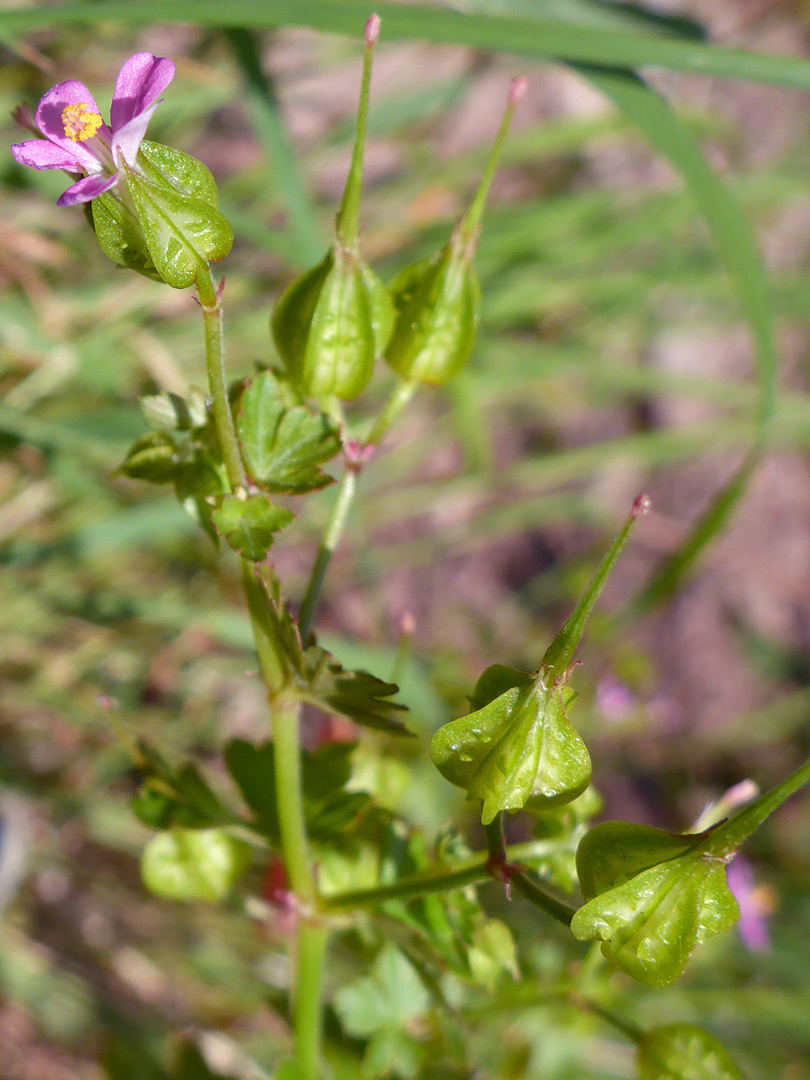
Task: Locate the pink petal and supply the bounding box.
[110,53,174,131]
[57,170,119,206]
[35,80,108,172]
[11,138,85,172]
[111,99,160,167]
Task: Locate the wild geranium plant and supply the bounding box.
[12,19,810,1080]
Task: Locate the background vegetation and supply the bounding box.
[3,1,810,1077]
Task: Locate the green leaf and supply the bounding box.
[334,944,430,1038]
[140,389,208,432]
[430,672,589,824]
[225,739,370,841]
[571,822,739,987]
[467,918,519,990]
[173,444,227,543]
[9,2,810,93]
[637,1024,744,1080]
[131,741,230,830]
[211,492,294,561]
[236,370,341,493]
[140,827,251,902]
[118,432,178,483]
[297,645,412,735]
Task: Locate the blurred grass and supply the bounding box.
[3,5,810,1079]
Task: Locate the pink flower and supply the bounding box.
[11,52,174,206]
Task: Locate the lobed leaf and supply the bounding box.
[211,492,294,561]
[237,369,341,493]
[297,645,412,736]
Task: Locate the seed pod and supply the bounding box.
[271,15,393,401]
[385,77,526,385]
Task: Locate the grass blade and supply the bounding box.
[579,67,776,611]
[224,28,323,267]
[4,2,810,92]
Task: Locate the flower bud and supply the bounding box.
[271,15,393,401]
[385,78,526,385]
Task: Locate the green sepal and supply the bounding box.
[117,431,178,483]
[297,644,412,736]
[236,369,341,493]
[571,822,739,987]
[92,188,162,282]
[637,1024,744,1080]
[430,667,590,824]
[210,492,294,562]
[271,242,385,401]
[123,166,232,289]
[360,259,395,355]
[140,827,251,903]
[92,142,231,287]
[384,235,480,386]
[576,821,697,901]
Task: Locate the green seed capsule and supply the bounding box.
[272,242,380,400]
[270,15,392,401]
[385,233,480,385]
[385,77,525,386]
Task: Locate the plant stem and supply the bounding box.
[197,268,246,490]
[581,999,644,1043]
[298,466,357,643]
[271,696,318,903]
[322,839,575,911]
[294,921,330,1080]
[707,753,810,858]
[366,379,417,447]
[197,266,321,1070]
[297,379,417,641]
[509,871,576,927]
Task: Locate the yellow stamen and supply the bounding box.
[61,103,103,142]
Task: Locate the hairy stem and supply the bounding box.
[294,923,330,1080]
[298,466,357,643]
[198,266,320,1071]
[322,839,577,911]
[197,268,246,490]
[271,697,318,904]
[298,379,417,641]
[508,871,576,927]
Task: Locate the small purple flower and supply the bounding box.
[727,857,772,952]
[11,52,174,206]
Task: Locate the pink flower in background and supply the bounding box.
[727,857,774,952]
[11,52,174,206]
